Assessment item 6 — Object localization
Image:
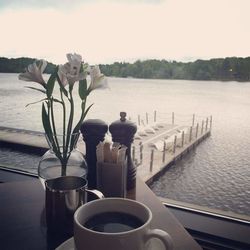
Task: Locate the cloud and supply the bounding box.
[0,0,249,64]
[0,0,165,10]
[0,0,85,10]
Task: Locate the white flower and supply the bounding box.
[58,65,69,87]
[88,65,108,92]
[59,53,86,86]
[67,53,82,65]
[18,60,47,88]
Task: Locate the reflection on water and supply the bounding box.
[1,73,250,217]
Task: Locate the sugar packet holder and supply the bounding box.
[96,142,127,197]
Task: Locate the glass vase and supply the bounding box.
[38,133,87,188]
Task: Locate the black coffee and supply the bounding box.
[84,212,144,233]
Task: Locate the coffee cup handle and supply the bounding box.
[86,189,105,199]
[145,229,173,250]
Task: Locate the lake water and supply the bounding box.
[0,73,250,218]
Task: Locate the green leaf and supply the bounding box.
[25,86,46,94]
[78,64,87,100]
[69,133,80,151]
[69,83,74,92]
[79,78,87,100]
[71,103,94,136]
[56,74,68,97]
[42,104,61,160]
[25,98,48,107]
[42,103,63,161]
[46,66,58,98]
[42,103,53,143]
[70,102,93,151]
[83,103,94,119]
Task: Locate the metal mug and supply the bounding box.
[45,176,104,235]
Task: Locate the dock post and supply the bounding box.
[154,110,157,123]
[205,117,208,131]
[196,123,199,138]
[210,115,213,130]
[172,112,175,125]
[134,159,138,167]
[162,141,166,163]
[192,114,195,127]
[173,135,177,154]
[189,126,193,142]
[132,146,135,161]
[139,142,143,164]
[201,120,204,134]
[150,149,154,172]
[181,131,185,147]
[146,112,149,124]
[138,115,141,126]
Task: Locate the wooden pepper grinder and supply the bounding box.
[80,119,108,189]
[109,112,137,190]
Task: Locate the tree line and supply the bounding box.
[0,57,55,74]
[1,56,250,81]
[99,57,250,81]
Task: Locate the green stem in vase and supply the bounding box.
[65,89,74,159]
[61,159,67,176]
[60,89,67,158]
[50,98,60,151]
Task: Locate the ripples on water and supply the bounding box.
[1,73,250,217]
[150,137,250,216]
[0,148,39,174]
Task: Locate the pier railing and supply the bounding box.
[131,111,212,128]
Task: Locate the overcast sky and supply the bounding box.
[0,0,249,64]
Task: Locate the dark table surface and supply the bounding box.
[0,177,201,250]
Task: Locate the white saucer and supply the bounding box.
[56,237,75,250]
[56,237,165,250]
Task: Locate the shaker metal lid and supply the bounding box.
[109,112,137,136]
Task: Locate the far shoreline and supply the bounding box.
[1,72,250,83]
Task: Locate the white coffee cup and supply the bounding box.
[74,198,173,250]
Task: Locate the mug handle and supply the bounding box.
[86,188,105,199]
[145,229,173,250]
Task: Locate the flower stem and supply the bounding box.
[60,89,66,158]
[61,160,67,176]
[65,90,74,157]
[50,98,60,152]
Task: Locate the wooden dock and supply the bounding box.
[0,126,48,154]
[0,126,85,154]
[131,115,212,184]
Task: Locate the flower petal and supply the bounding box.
[28,62,37,73]
[58,66,68,86]
[88,65,108,92]
[18,72,33,82]
[94,75,108,90]
[61,53,84,86]
[39,60,47,73]
[66,53,82,63]
[18,60,46,87]
[66,53,73,63]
